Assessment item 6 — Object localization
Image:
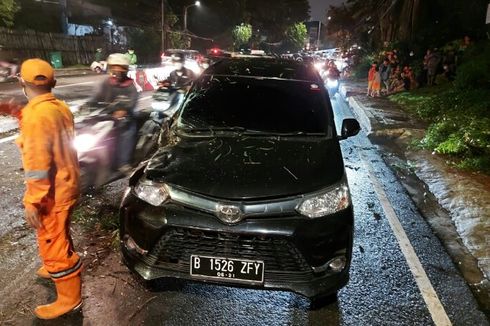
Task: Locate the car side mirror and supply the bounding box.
[339,118,360,140]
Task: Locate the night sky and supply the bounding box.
[309,0,345,22]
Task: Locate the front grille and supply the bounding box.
[145,228,313,279]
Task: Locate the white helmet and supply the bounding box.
[107,53,130,66]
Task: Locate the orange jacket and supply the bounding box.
[15,93,79,212]
[368,67,376,81]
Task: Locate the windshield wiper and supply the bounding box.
[242,131,328,137]
[177,126,247,134]
[177,127,327,137]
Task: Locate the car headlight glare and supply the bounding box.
[327,79,339,88]
[297,183,350,218]
[73,134,97,153]
[134,180,169,206]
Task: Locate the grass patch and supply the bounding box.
[388,76,490,173]
[72,202,120,250]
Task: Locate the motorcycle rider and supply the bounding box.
[160,53,196,108]
[167,53,196,88]
[125,47,137,66]
[85,53,139,174]
[327,60,341,79]
[0,44,18,80]
[199,57,212,71]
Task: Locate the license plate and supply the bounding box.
[190,255,264,284]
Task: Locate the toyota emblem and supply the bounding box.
[216,204,243,224]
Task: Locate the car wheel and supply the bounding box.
[79,166,94,194]
[309,292,338,310]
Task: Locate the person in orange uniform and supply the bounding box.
[9,59,82,319]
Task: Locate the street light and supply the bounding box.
[161,0,165,52]
[184,1,201,32]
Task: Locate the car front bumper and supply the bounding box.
[120,191,353,299]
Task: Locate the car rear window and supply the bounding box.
[208,58,320,82]
[164,50,199,60]
[178,75,332,135]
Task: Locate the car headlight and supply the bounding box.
[134,179,170,206]
[327,79,339,88]
[151,101,171,112]
[297,181,350,218]
[73,134,97,153]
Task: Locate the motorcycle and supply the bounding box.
[131,83,184,164]
[90,61,107,74]
[325,68,340,96]
[74,97,171,193]
[0,61,18,82]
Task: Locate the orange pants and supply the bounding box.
[37,203,82,280]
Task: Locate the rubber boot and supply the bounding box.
[36,266,51,279]
[34,274,82,320]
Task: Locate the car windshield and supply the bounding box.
[177,75,333,136]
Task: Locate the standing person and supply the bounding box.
[367,62,377,96]
[2,59,82,319]
[421,49,431,87]
[427,48,441,86]
[94,48,104,62]
[402,66,412,90]
[125,47,137,66]
[370,66,381,97]
[380,58,392,94]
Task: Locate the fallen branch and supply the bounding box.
[106,273,137,289]
[129,296,157,321]
[111,279,117,295]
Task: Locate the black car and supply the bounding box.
[120,58,360,303]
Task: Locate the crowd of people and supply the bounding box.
[366,35,472,97]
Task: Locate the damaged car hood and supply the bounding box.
[145,135,344,200]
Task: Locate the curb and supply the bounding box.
[339,85,372,134]
[55,68,94,78]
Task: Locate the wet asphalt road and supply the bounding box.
[0,78,488,325]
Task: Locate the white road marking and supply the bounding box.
[359,149,453,326]
[139,95,152,101]
[0,134,17,144]
[56,81,95,89]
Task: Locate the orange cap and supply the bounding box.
[20,58,55,86]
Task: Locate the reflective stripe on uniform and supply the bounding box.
[49,258,82,279]
[25,170,49,180]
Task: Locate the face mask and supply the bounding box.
[202,63,209,69]
[128,50,134,54]
[175,63,184,70]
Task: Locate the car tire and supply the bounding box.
[309,292,338,310]
[79,166,93,194]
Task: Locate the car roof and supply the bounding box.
[165,49,199,54]
[204,57,322,83]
